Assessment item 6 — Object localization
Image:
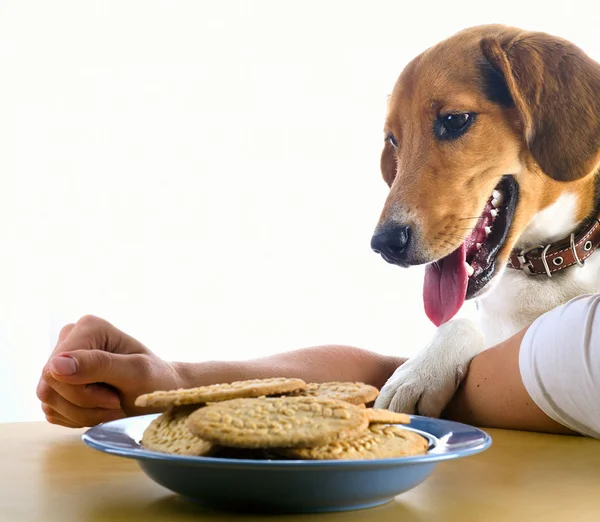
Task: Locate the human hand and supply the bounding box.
[36,315,182,428]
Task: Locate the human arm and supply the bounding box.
[443,293,600,438]
[37,314,404,428]
[442,327,578,435]
[175,346,403,392]
[187,329,595,437]
[39,294,600,435]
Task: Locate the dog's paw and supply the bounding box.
[374,319,485,417]
[374,357,466,417]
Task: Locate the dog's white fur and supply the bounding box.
[375,192,600,415]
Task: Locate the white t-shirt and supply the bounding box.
[519,293,600,438]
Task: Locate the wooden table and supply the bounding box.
[1,422,599,522]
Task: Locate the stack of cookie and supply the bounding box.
[135,378,428,460]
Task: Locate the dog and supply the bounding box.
[371,24,600,415]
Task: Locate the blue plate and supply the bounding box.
[83,414,491,513]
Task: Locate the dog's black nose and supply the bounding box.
[371,225,411,265]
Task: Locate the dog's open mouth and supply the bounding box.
[423,175,518,326]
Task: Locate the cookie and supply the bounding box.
[186,396,369,449]
[141,406,214,456]
[277,424,428,460]
[366,408,410,425]
[290,382,379,405]
[135,377,307,408]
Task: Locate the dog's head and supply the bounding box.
[372,24,600,326]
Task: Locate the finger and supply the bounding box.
[52,315,147,357]
[43,389,126,427]
[57,323,76,345]
[49,316,109,357]
[36,378,52,404]
[41,404,81,428]
[47,323,78,358]
[42,402,82,428]
[42,370,121,409]
[46,414,80,428]
[48,350,148,389]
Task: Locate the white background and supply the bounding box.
[1,1,597,422]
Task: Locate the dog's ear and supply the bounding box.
[481,32,600,182]
[380,141,397,187]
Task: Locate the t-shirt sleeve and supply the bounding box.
[519,293,600,439]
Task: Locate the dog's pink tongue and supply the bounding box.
[423,244,468,327]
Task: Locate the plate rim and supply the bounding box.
[82,413,492,468]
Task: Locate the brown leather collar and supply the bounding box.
[508,215,600,277]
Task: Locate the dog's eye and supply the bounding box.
[444,113,471,131]
[386,133,398,149]
[434,112,475,140]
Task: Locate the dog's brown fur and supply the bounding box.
[377,24,600,270]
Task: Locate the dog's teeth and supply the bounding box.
[484,226,492,236]
[490,209,498,218]
[476,242,482,250]
[465,262,474,277]
[491,189,504,208]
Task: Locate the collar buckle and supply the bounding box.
[516,244,543,276]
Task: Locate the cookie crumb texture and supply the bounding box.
[291,382,379,405]
[187,397,369,449]
[277,424,428,460]
[141,406,214,456]
[366,408,410,425]
[138,380,428,461]
[135,377,307,408]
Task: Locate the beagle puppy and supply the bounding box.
[372,25,600,414]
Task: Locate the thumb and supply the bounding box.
[48,350,141,388]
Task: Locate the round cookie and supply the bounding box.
[135,377,307,408]
[141,406,214,456]
[290,382,380,405]
[366,408,410,425]
[277,424,429,460]
[186,396,369,449]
